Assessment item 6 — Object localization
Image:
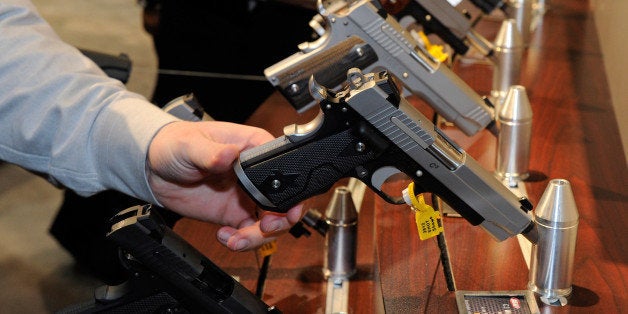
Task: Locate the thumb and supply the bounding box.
[190,140,241,174]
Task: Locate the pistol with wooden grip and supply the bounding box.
[236,69,537,243]
[264,0,495,136]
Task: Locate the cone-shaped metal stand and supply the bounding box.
[531,0,549,31]
[496,85,533,183]
[324,187,358,279]
[505,0,533,44]
[323,187,358,314]
[492,19,524,109]
[528,179,579,306]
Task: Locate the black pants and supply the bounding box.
[151,1,315,122]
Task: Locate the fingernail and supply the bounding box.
[217,229,233,243]
[264,221,282,233]
[234,239,250,251]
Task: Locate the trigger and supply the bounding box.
[369,166,407,205]
[374,190,406,205]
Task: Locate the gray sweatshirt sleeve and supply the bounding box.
[0,0,179,203]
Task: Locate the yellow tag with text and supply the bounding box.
[257,240,277,258]
[408,190,444,240]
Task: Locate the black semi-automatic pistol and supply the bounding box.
[58,205,280,314]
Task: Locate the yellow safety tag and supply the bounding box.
[257,240,277,258]
[418,31,449,63]
[407,183,444,240]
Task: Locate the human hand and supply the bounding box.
[146,121,303,251]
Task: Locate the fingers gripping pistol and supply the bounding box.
[235,69,537,243]
[265,0,495,136]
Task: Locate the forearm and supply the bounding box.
[0,0,178,203]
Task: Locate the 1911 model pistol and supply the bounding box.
[236,69,537,243]
[264,0,495,136]
[390,0,495,58]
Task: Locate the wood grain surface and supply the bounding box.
[174,0,627,313]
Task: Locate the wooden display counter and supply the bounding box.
[174,0,627,312]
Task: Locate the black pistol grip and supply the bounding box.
[264,36,378,112]
[236,128,378,213]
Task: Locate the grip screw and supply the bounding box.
[356,47,364,57]
[289,83,300,94]
[355,142,366,152]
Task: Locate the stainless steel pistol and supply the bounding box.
[264,0,495,136]
[236,69,537,243]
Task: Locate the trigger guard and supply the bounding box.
[284,110,324,142]
[377,192,406,205]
